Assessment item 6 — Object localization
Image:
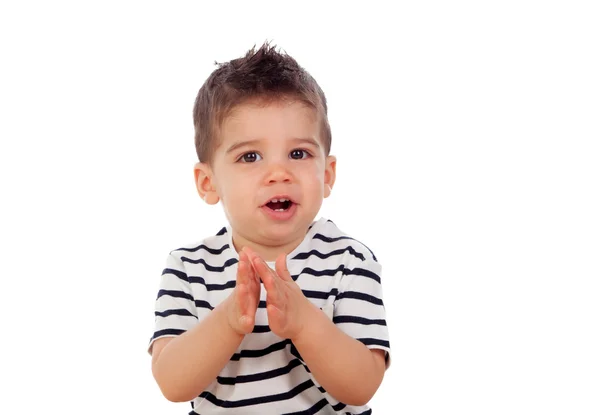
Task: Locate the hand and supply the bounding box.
[226,248,260,335]
[247,250,312,341]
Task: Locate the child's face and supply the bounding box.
[195,99,336,255]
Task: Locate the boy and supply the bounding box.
[148,43,391,414]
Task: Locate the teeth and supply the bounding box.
[270,198,290,203]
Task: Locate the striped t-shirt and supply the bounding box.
[149,217,391,414]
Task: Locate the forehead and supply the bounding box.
[218,99,320,145]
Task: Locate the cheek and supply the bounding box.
[298,165,325,194]
[219,172,255,202]
[307,163,326,183]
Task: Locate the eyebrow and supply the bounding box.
[225,137,321,154]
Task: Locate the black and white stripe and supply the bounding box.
[149,217,390,414]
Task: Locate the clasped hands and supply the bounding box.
[226,246,313,341]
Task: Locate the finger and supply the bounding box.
[267,303,285,329]
[245,248,267,276]
[237,256,257,312]
[237,253,249,285]
[239,248,252,267]
[264,269,285,306]
[247,264,260,300]
[275,253,293,282]
[246,252,260,284]
[266,284,282,310]
[237,287,254,333]
[253,258,281,299]
[252,256,274,284]
[236,280,249,316]
[240,251,263,298]
[243,246,257,264]
[241,250,260,287]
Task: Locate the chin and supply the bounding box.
[260,220,308,242]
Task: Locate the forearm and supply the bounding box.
[152,297,243,402]
[292,303,385,406]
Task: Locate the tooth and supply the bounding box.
[279,198,288,202]
[270,199,278,203]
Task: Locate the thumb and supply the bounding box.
[275,253,293,281]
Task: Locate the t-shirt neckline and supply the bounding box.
[225,217,326,262]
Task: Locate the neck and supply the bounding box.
[231,232,305,262]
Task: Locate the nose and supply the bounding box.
[265,160,292,184]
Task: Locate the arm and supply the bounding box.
[248,251,389,406]
[292,302,387,406]
[151,296,244,402]
[151,249,260,402]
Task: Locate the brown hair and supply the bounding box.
[192,42,331,163]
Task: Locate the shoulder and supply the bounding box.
[305,217,379,264]
[166,225,235,270]
[298,218,383,293]
[290,218,380,278]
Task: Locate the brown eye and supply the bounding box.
[290,149,309,160]
[240,152,262,163]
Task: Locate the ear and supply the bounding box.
[323,155,336,198]
[194,162,220,205]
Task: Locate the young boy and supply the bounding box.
[148,43,391,414]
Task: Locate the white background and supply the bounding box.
[1,1,599,414]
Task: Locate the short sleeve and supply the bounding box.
[147,252,199,354]
[333,258,391,368]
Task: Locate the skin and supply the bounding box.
[151,99,386,405]
[196,99,336,261]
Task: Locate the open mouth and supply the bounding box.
[265,198,294,211]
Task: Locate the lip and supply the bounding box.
[260,201,298,221]
[260,194,297,207]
